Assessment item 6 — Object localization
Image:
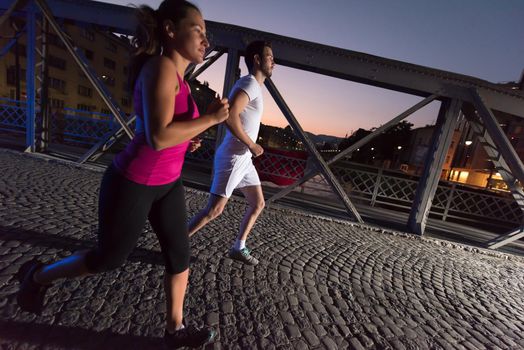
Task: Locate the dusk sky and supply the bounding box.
[104,0,524,138]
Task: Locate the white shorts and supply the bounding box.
[210,153,261,198]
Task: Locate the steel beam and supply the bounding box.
[37,16,49,152]
[184,45,216,80]
[24,2,36,152]
[1,0,521,118]
[460,104,524,249]
[215,48,239,149]
[0,0,29,27]
[187,48,225,81]
[265,78,363,223]
[461,105,524,207]
[267,94,438,204]
[0,27,25,58]
[408,98,462,235]
[78,116,136,163]
[471,89,524,184]
[486,226,524,250]
[207,25,524,119]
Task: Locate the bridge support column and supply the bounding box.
[214,48,239,150]
[24,1,36,152]
[408,98,462,235]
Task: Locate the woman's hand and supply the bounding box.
[206,95,229,124]
[188,137,202,153]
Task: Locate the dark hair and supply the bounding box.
[129,0,201,89]
[244,40,271,73]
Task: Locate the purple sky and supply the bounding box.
[103,0,524,137]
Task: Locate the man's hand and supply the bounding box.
[249,143,264,157]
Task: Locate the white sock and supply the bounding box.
[234,239,246,251]
[167,324,185,334]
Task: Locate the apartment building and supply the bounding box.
[1,19,133,117]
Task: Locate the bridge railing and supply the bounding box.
[0,100,135,146]
[54,108,128,146]
[1,101,520,231]
[186,139,521,230]
[331,162,520,231]
[0,98,27,135]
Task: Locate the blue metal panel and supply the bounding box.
[25,1,36,151]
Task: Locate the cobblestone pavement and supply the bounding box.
[1,149,524,350]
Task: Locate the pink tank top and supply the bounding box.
[113,73,199,186]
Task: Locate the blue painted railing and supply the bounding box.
[56,108,120,146]
[0,98,27,134]
[0,99,133,146]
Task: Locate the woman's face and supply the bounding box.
[172,8,209,64]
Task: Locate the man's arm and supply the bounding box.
[226,90,263,157]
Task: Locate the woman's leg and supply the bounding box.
[34,250,91,285]
[18,166,153,313]
[149,179,215,346]
[164,269,189,331]
[149,179,191,330]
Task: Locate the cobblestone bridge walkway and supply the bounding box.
[1,149,524,349]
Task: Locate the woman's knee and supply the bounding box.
[85,249,127,273]
[165,252,190,275]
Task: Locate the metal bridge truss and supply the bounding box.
[1,0,524,248]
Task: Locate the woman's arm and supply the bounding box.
[141,56,228,150]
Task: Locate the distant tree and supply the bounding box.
[338,128,371,150]
[376,121,413,160]
[337,121,413,164]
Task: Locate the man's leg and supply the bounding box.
[228,185,264,265]
[237,185,265,242]
[188,194,229,237]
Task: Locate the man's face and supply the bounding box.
[259,46,275,78]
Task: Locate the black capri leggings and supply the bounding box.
[85,165,189,275]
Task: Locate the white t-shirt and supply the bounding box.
[216,74,263,156]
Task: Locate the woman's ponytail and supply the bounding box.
[129,5,160,89]
[132,5,160,56]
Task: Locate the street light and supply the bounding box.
[465,140,472,146]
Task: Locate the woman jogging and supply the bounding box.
[16,0,228,348]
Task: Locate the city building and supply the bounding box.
[451,111,524,190]
[401,125,461,177]
[402,112,524,191]
[1,19,133,117]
